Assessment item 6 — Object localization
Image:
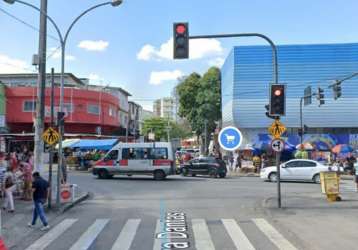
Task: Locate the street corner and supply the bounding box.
[61,191,91,213]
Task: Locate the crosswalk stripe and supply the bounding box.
[25,219,78,250]
[252,218,297,250]
[69,219,109,250]
[222,219,255,250]
[192,219,215,250]
[111,219,140,250]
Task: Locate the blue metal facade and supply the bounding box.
[221,43,358,129]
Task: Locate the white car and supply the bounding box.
[260,159,342,183]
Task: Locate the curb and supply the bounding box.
[61,192,91,213]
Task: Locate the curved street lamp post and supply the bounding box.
[4,0,123,207]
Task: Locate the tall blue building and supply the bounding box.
[221,43,358,150]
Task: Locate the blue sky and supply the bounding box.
[1,0,358,110]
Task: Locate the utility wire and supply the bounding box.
[0,7,59,42]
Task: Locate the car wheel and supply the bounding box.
[154,170,166,180]
[219,172,226,178]
[191,174,197,177]
[209,168,218,178]
[313,174,321,184]
[268,172,277,182]
[181,168,189,176]
[98,169,109,179]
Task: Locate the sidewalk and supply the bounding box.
[0,183,89,249]
[262,188,358,250]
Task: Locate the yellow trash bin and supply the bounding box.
[320,171,341,202]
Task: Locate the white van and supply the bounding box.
[92,142,175,180]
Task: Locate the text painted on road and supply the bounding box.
[156,212,189,249]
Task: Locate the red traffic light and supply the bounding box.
[176,24,186,34]
[274,89,282,96]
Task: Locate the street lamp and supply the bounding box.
[4,0,123,207]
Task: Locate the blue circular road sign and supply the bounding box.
[218,126,243,151]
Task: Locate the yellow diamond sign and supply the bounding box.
[42,127,60,146]
[268,120,286,139]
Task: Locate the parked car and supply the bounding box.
[260,159,343,184]
[180,157,227,178]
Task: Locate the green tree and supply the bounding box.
[176,67,221,154]
[142,117,192,141]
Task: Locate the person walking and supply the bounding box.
[354,161,358,192]
[28,172,50,231]
[20,161,33,201]
[2,167,16,213]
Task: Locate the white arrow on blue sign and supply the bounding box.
[218,126,243,151]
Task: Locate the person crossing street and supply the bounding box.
[28,172,50,231]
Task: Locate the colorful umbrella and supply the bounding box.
[295,142,314,150]
[332,144,353,154]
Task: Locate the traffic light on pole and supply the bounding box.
[269,84,286,116]
[317,87,325,106]
[333,81,342,100]
[173,22,189,59]
[57,112,65,127]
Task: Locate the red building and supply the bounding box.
[5,87,121,135]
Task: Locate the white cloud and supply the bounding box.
[88,73,101,81]
[78,40,109,51]
[137,38,223,61]
[48,47,76,61]
[0,53,33,73]
[149,70,183,85]
[208,57,225,67]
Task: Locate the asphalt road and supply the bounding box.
[12,171,358,250]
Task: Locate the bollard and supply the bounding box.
[70,184,78,203]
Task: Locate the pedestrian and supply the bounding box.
[229,155,234,171]
[28,172,50,231]
[2,166,16,213]
[354,162,358,192]
[20,161,33,201]
[252,154,261,173]
[235,153,242,171]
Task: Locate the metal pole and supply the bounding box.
[189,33,278,84]
[56,44,65,207]
[48,68,55,209]
[33,0,48,174]
[300,97,303,145]
[204,119,208,156]
[276,152,281,208]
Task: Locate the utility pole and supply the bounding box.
[48,68,54,209]
[33,0,48,173]
[204,119,208,156]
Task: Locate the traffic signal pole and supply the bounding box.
[189,32,281,208]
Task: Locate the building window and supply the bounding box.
[64,103,74,113]
[109,106,115,117]
[87,104,100,115]
[23,100,36,112]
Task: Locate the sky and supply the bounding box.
[1,0,358,111]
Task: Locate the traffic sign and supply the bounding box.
[60,184,72,203]
[42,127,60,146]
[271,139,285,152]
[218,126,243,151]
[268,120,286,139]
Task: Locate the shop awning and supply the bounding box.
[68,139,118,150]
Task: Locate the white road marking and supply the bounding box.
[222,219,255,250]
[111,219,141,250]
[252,218,297,250]
[25,219,78,250]
[192,219,215,250]
[153,219,162,250]
[69,219,109,250]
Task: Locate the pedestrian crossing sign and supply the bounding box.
[268,120,286,139]
[42,127,60,145]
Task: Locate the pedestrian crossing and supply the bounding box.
[22,217,297,250]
